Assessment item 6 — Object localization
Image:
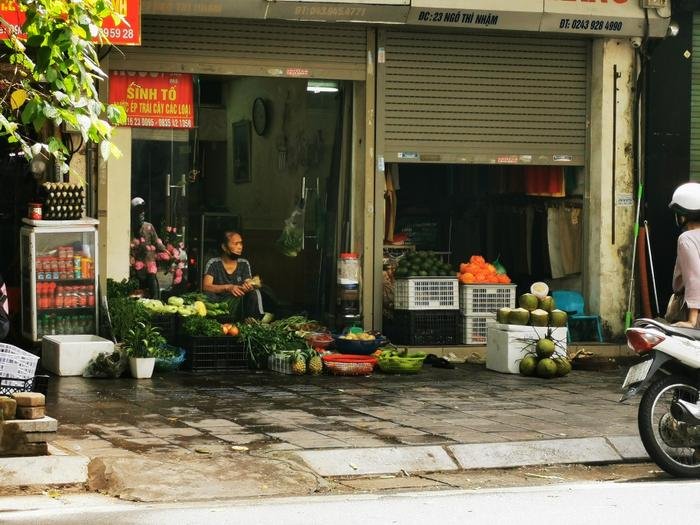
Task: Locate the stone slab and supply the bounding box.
[607,435,649,461]
[449,437,622,469]
[3,417,57,432]
[296,446,458,477]
[0,455,88,485]
[24,432,58,443]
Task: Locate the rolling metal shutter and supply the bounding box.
[378,30,590,165]
[691,13,700,179]
[113,16,368,81]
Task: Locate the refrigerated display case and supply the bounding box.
[20,218,99,342]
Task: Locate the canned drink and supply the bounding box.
[28,202,42,220]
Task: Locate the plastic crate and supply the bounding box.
[149,314,179,345]
[183,336,247,372]
[0,343,39,379]
[0,375,49,397]
[460,315,495,345]
[394,277,459,310]
[459,284,517,316]
[392,310,460,345]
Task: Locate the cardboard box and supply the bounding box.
[41,335,114,376]
[486,325,567,374]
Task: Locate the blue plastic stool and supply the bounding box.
[551,290,604,343]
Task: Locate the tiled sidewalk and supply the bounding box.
[46,364,639,459]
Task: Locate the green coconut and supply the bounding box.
[549,309,568,328]
[553,357,572,377]
[530,309,549,327]
[519,355,538,376]
[538,295,555,312]
[496,307,512,325]
[518,293,539,311]
[536,358,558,379]
[508,308,530,326]
[536,337,556,358]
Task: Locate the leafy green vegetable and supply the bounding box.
[107,278,139,299]
[182,316,224,337]
[107,297,148,342]
[238,316,313,368]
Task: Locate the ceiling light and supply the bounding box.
[306,80,339,94]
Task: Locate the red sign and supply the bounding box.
[0,0,141,45]
[109,71,195,129]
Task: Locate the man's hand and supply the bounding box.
[240,281,254,293]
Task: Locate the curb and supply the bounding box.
[295,436,649,477]
[0,455,89,486]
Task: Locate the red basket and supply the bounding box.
[322,354,377,376]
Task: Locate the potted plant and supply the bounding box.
[122,322,165,379]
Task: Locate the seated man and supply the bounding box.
[202,230,263,319]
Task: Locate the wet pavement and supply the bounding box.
[46,363,640,460]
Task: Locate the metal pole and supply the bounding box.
[644,220,660,315]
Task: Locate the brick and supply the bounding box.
[17,406,46,420]
[0,396,16,420]
[11,392,45,407]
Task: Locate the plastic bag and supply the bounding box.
[276,206,304,257]
[83,347,128,378]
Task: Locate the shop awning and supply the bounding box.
[142,0,671,38]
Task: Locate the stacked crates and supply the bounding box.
[459,284,517,344]
[393,277,459,345]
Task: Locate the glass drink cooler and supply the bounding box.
[20,218,99,342]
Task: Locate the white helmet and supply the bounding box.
[131,197,145,209]
[669,182,700,215]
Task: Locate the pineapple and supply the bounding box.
[291,351,307,375]
[308,353,323,375]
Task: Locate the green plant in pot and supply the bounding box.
[122,322,165,379]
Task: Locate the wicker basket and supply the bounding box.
[322,354,377,376]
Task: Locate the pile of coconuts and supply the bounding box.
[496,292,568,328]
[518,334,572,379]
[496,291,572,379]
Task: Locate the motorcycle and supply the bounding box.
[621,318,700,477]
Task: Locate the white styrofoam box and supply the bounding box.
[394,277,459,310]
[459,284,517,316]
[41,335,114,376]
[486,326,568,374]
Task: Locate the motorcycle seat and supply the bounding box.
[633,317,700,341]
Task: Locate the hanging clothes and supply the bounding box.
[547,205,582,277]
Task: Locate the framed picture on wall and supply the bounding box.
[232,119,251,184]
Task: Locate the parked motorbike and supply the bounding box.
[621,318,700,477]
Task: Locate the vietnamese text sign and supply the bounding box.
[109,71,194,129]
[0,0,141,45]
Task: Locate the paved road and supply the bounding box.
[3,479,699,524]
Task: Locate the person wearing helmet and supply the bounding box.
[668,182,700,327]
[130,197,169,298]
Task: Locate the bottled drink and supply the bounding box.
[55,287,64,309]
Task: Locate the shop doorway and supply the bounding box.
[382,163,585,326]
[130,75,354,322]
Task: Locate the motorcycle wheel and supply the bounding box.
[638,374,700,478]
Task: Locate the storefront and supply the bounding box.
[97,0,671,338]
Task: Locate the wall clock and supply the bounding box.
[252,97,268,136]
